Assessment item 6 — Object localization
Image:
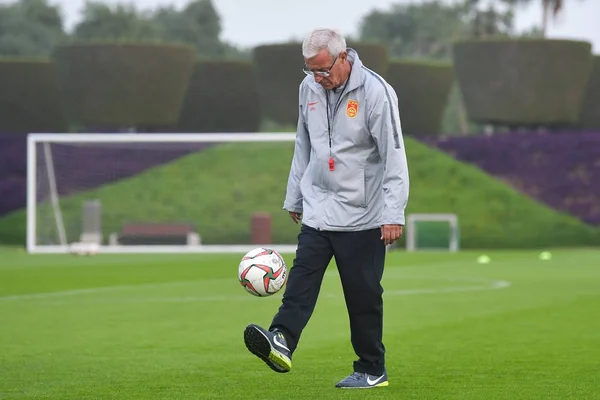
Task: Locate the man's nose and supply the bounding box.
[314,74,323,83]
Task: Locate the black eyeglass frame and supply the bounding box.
[302,54,339,77]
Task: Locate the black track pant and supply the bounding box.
[269,223,386,376]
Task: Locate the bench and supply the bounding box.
[109,222,201,246]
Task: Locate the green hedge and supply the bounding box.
[253,43,305,126]
[387,59,454,136]
[453,39,593,126]
[0,58,67,133]
[579,55,600,129]
[347,42,389,77]
[176,60,261,132]
[53,42,196,129]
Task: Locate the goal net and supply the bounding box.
[27,133,300,254]
[405,213,460,252]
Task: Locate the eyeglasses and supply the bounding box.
[303,55,338,77]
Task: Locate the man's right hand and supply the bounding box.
[289,211,302,224]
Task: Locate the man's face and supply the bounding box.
[304,49,347,90]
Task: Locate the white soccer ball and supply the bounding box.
[69,242,100,256]
[238,247,288,297]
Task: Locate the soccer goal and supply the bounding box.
[405,213,460,252]
[27,132,301,254]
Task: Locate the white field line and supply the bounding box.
[0,273,511,303]
[0,280,202,302]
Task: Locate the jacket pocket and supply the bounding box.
[335,167,367,208]
[357,168,367,208]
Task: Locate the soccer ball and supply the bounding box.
[69,242,100,256]
[238,247,288,297]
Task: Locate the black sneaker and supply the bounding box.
[335,371,389,389]
[243,324,292,373]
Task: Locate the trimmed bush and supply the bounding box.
[0,58,67,134]
[579,55,600,129]
[347,42,389,77]
[176,60,261,132]
[253,43,305,126]
[453,39,593,126]
[387,59,454,136]
[53,42,196,129]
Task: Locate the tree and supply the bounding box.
[500,0,586,37]
[360,1,470,59]
[464,0,516,38]
[71,0,247,59]
[151,0,249,58]
[505,0,562,36]
[72,1,162,42]
[0,0,66,56]
[359,0,519,60]
[540,0,562,35]
[152,0,224,57]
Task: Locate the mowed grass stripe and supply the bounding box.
[0,250,598,399]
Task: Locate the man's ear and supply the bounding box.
[339,51,348,63]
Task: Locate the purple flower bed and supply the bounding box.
[39,142,206,197]
[0,177,26,216]
[0,134,208,216]
[0,135,27,178]
[418,130,600,226]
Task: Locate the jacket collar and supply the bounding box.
[305,48,364,95]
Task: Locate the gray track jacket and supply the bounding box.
[283,48,410,231]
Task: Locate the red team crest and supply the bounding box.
[346,100,359,118]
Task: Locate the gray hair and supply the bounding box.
[302,28,347,59]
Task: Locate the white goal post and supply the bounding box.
[27,132,300,254]
[405,213,460,252]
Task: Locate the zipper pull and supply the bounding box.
[329,157,335,171]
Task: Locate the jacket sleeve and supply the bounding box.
[368,84,410,225]
[283,97,311,213]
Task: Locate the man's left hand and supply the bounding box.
[380,224,403,246]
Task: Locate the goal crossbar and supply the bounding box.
[27,133,297,143]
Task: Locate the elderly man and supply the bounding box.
[243,28,410,389]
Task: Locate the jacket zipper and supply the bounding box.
[321,81,351,231]
[325,82,351,172]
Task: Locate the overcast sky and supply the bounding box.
[210,0,600,51]
[11,0,600,52]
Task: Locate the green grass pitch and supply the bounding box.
[1,248,599,399]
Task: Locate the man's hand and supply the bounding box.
[380,224,403,246]
[289,211,302,224]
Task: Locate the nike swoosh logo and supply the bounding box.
[308,102,318,106]
[272,335,290,352]
[366,375,385,385]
